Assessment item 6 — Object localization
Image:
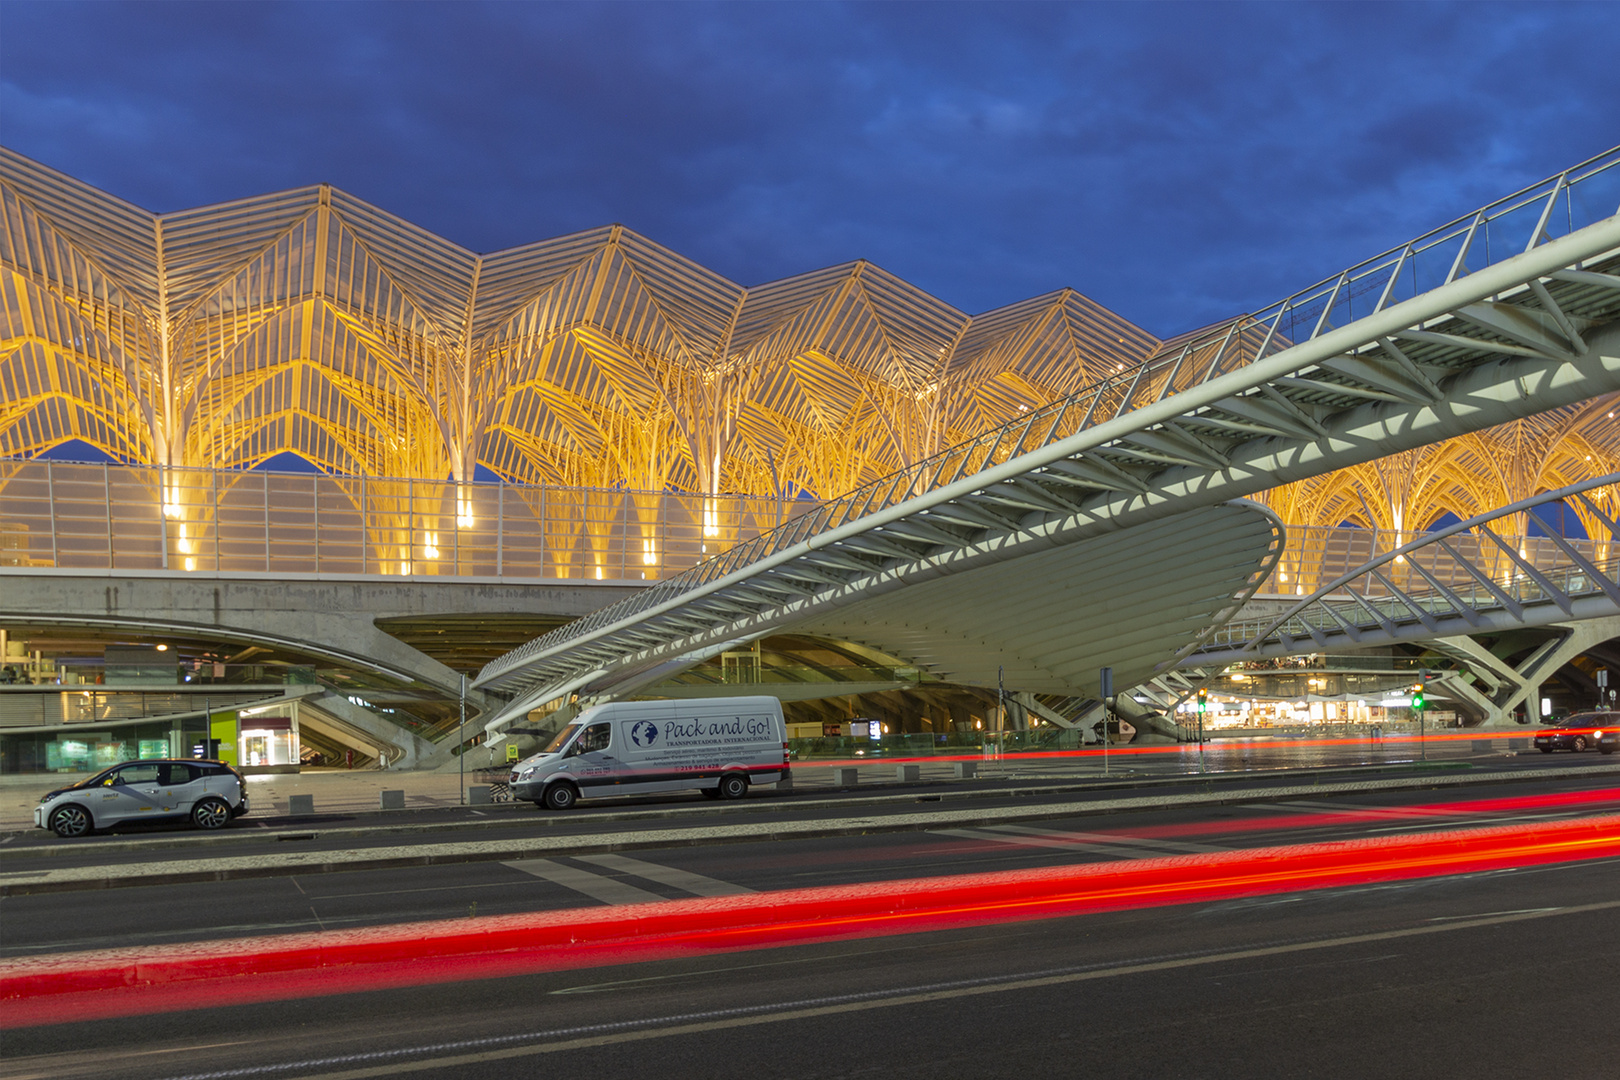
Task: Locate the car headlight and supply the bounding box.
[518,766,537,780]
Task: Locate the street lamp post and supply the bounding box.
[1414,670,1428,761]
[1196,687,1208,773]
[1099,666,1113,777]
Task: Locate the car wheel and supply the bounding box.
[717,772,749,800]
[49,804,92,838]
[192,797,232,831]
[1600,745,1615,755]
[543,782,579,811]
[1573,736,1589,752]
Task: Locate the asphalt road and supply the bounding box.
[4,827,1617,1079]
[6,761,1619,1079]
[1,769,1615,950]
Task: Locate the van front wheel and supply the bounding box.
[717,773,749,800]
[543,782,580,811]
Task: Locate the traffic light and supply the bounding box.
[1411,682,1425,712]
[1196,687,1208,713]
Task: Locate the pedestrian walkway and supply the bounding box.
[0,733,1518,833]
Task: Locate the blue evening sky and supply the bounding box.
[2,1,1616,337]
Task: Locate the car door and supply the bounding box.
[95,762,164,826]
[158,761,207,815]
[569,721,621,793]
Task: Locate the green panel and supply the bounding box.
[210,711,239,765]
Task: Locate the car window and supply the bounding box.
[159,762,201,785]
[577,722,612,754]
[113,763,162,785]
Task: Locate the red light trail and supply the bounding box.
[5,810,1620,1028]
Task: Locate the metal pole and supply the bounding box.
[459,673,467,806]
[1419,669,1428,762]
[1099,667,1113,776]
[1198,702,1206,774]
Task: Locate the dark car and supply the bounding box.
[34,759,250,837]
[1534,712,1620,755]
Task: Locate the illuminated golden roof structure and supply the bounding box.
[6,144,1620,573]
[0,147,1156,500]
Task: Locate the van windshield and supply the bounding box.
[542,723,581,754]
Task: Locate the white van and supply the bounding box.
[509,696,789,810]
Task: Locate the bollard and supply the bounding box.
[831,767,859,787]
[896,763,921,782]
[379,789,406,810]
[1471,740,1494,753]
[954,761,978,779]
[468,786,492,805]
[287,794,314,816]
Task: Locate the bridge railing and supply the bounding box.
[1201,476,1620,654]
[0,459,820,581]
[1261,524,1620,600]
[493,146,1620,667]
[1209,554,1620,650]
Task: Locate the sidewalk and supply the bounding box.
[0,735,1505,832]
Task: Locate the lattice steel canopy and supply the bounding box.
[0,147,1155,503]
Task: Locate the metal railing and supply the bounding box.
[1203,476,1620,652]
[0,459,819,581]
[499,147,1620,666]
[1257,524,1620,603]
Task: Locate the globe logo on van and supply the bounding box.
[629,720,659,748]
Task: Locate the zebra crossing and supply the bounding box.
[502,854,752,905]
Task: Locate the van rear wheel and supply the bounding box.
[543,782,579,811]
[717,773,749,800]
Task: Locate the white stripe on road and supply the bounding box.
[930,828,1185,861]
[575,853,753,897]
[987,824,1223,854]
[502,859,665,906]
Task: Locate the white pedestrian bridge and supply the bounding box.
[474,153,1620,729]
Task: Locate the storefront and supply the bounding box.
[237,705,299,767]
[0,719,180,774]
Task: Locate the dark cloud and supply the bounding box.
[1,0,1615,335]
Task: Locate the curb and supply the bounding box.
[0,759,1494,859]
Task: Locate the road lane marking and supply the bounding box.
[930,828,1183,861]
[988,824,1224,854]
[501,859,664,906]
[144,898,1620,1080]
[574,853,752,897]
